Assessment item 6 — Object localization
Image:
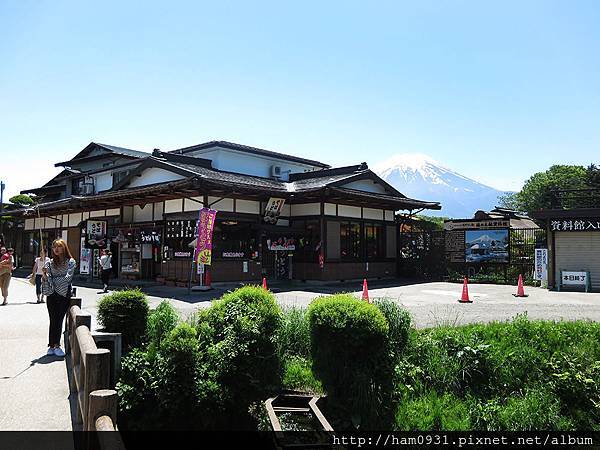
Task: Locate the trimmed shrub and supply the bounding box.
[308,294,391,429]
[277,306,310,359]
[97,289,149,349]
[194,285,283,427]
[374,299,411,361]
[146,300,179,356]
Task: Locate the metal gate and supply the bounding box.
[398,228,547,283]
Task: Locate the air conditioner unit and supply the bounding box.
[271,165,282,178]
[81,183,95,195]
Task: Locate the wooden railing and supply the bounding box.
[66,298,125,448]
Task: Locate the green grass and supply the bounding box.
[282,356,323,394]
[394,315,600,431]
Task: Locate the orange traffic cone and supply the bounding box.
[513,274,528,297]
[458,277,473,303]
[262,277,268,290]
[361,278,370,302]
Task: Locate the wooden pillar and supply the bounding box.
[82,349,111,431]
[87,389,118,431]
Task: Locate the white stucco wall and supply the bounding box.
[338,205,361,218]
[340,179,388,194]
[128,168,186,188]
[290,203,320,216]
[184,147,320,179]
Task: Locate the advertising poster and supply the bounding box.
[465,229,509,263]
[85,220,107,249]
[79,236,91,275]
[195,208,217,266]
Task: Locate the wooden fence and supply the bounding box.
[66,298,125,449]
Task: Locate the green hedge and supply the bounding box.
[308,294,393,429]
[97,289,149,349]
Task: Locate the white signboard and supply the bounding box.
[561,271,588,285]
[79,236,91,275]
[197,263,205,275]
[534,248,548,281]
[264,198,286,224]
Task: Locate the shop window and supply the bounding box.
[340,221,361,261]
[294,220,321,262]
[212,221,259,260]
[164,220,197,259]
[365,223,385,260]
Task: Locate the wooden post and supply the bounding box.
[82,349,111,431]
[87,390,117,431]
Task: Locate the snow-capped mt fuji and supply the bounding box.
[373,153,508,218]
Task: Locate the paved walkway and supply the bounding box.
[0,277,75,435]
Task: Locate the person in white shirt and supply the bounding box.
[32,248,51,303]
[98,249,112,293]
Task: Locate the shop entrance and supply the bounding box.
[262,235,296,281]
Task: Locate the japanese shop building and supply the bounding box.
[531,189,600,291]
[15,141,440,284]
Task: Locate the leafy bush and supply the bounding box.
[116,348,160,430]
[308,294,392,429]
[277,306,310,359]
[146,300,179,357]
[194,285,283,428]
[282,356,323,394]
[97,289,149,349]
[154,323,201,429]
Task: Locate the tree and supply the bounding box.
[586,164,600,188]
[8,194,35,207]
[515,165,588,213]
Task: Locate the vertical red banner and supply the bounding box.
[195,208,217,266]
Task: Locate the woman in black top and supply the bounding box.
[42,239,76,357]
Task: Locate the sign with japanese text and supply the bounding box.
[264,198,286,224]
[534,248,548,281]
[80,236,91,275]
[267,237,296,251]
[195,208,217,265]
[85,220,107,249]
[444,219,510,231]
[550,219,600,232]
[561,271,588,285]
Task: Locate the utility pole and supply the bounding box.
[0,181,5,243]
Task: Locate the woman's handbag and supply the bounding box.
[28,273,36,286]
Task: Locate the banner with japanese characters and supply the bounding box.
[550,218,600,232]
[195,208,217,266]
[534,248,548,281]
[85,220,107,249]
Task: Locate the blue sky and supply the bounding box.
[1,0,599,199]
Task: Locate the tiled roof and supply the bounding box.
[94,143,150,159]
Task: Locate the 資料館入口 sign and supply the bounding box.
[550,219,600,232]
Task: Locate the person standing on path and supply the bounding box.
[42,239,76,357]
[0,247,14,305]
[32,248,51,303]
[98,249,112,293]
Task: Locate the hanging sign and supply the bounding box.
[264,198,286,224]
[267,237,296,251]
[85,220,107,249]
[534,248,548,281]
[195,208,217,265]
